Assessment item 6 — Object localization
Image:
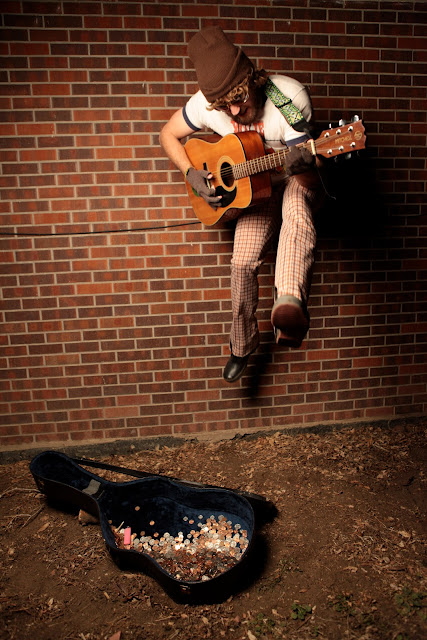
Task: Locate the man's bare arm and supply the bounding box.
[159,109,196,176]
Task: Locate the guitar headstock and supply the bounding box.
[315,117,366,159]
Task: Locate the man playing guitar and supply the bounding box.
[160,26,325,383]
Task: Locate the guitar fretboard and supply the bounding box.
[232,144,309,179]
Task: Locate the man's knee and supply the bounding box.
[231,255,262,274]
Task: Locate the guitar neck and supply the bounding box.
[232,120,366,179]
[233,141,312,179]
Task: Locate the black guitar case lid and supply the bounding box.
[30,450,258,603]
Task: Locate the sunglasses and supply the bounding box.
[213,89,249,112]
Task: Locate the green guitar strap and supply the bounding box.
[264,77,311,135]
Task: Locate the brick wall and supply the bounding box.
[1,1,426,450]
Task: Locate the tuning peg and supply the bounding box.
[339,119,347,126]
[352,115,360,122]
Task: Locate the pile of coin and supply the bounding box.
[111,513,249,582]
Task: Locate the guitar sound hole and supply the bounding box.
[220,162,234,188]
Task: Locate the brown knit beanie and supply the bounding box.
[188,26,253,102]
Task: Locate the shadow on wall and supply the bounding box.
[315,142,384,241]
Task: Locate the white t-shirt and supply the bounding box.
[182,74,313,151]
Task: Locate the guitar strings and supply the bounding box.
[205,130,355,182]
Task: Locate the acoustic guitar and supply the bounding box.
[184,120,366,225]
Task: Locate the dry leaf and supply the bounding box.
[78,509,99,525]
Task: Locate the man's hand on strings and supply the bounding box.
[186,168,222,209]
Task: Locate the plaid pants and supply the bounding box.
[229,177,320,357]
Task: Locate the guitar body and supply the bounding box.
[184,131,272,226]
[184,121,366,226]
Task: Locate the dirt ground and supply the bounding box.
[0,420,426,640]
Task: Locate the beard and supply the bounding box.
[231,90,265,126]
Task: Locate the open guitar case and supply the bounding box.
[30,450,276,603]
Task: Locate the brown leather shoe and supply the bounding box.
[271,295,309,348]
